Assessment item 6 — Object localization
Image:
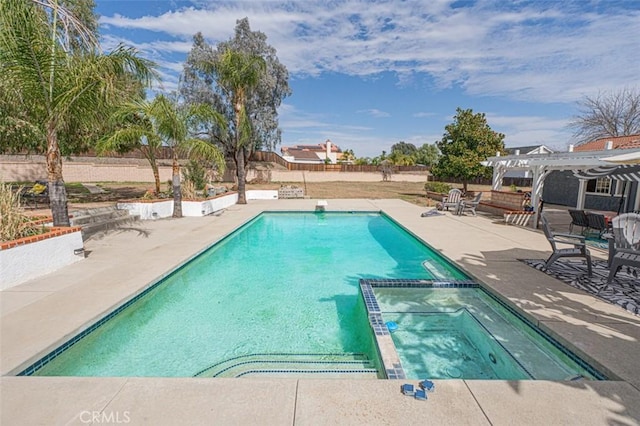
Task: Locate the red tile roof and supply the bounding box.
[574,134,640,151]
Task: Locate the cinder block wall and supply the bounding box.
[1,156,429,184]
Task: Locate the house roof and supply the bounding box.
[505,145,554,155]
[283,149,322,160]
[281,141,342,154]
[574,134,640,151]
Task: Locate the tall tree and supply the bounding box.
[569,87,640,144]
[390,141,418,157]
[0,0,154,226]
[432,108,505,192]
[181,18,291,204]
[414,143,440,167]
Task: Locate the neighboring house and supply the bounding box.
[504,145,554,178]
[543,134,640,212]
[281,140,343,164]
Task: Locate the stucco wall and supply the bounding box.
[1,231,84,290]
[1,156,428,183]
[0,156,174,183]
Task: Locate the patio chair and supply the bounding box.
[440,188,463,212]
[540,214,592,276]
[607,213,640,283]
[585,212,608,239]
[568,209,590,235]
[456,192,482,216]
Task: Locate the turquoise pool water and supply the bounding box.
[374,287,601,380]
[34,212,465,377]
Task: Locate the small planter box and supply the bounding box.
[0,226,84,290]
[118,195,238,220]
[278,186,304,199]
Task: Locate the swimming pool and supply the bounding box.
[29,212,464,378]
[23,211,605,380]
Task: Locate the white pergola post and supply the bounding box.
[492,164,506,191]
[576,179,587,210]
[531,165,550,229]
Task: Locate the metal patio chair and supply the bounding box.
[585,212,608,239]
[568,209,590,235]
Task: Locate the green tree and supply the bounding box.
[101,95,225,217]
[388,151,416,166]
[432,108,505,192]
[390,141,417,157]
[354,157,371,165]
[0,0,154,226]
[414,143,440,166]
[339,148,356,163]
[208,49,265,204]
[181,19,291,204]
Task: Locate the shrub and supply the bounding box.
[0,182,44,242]
[182,160,207,191]
[181,180,196,199]
[424,181,451,194]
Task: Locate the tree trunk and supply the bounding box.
[236,149,247,204]
[151,162,161,195]
[172,153,182,218]
[46,122,70,227]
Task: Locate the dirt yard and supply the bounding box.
[81,180,496,208]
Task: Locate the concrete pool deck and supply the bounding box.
[1,199,639,425]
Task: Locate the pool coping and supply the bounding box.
[2,198,640,425]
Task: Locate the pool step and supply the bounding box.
[195,353,378,379]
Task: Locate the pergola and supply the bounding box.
[483,148,640,228]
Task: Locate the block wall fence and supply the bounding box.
[0,156,429,183]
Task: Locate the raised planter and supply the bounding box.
[117,190,278,220]
[0,226,84,290]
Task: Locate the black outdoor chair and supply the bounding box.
[585,212,608,239]
[568,209,589,235]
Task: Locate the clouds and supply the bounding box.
[101,1,637,100]
[96,0,639,155]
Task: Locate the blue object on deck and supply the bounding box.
[386,321,398,332]
[414,389,428,401]
[401,383,414,396]
[419,379,435,392]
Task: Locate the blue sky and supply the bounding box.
[96,0,639,158]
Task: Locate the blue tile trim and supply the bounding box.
[236,369,378,377]
[194,352,371,377]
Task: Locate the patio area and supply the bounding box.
[1,199,639,425]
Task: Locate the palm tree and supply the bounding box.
[212,49,265,204]
[104,95,225,217]
[0,0,154,226]
[97,103,166,195]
